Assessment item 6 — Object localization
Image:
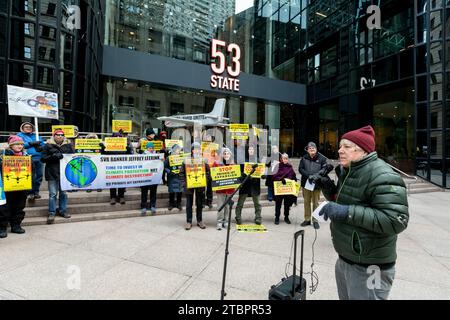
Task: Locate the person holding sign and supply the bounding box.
[179,142,211,230]
[235,144,263,225]
[164,144,184,211]
[41,130,75,224]
[138,128,157,154]
[0,136,30,238]
[298,141,328,229]
[140,142,160,215]
[17,122,45,201]
[272,153,297,225]
[212,147,237,230]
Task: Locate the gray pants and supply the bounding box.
[217,193,232,223]
[235,194,262,223]
[335,258,395,300]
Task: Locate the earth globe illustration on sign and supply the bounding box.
[65,157,98,187]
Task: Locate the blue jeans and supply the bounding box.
[267,185,274,201]
[32,159,43,195]
[48,180,67,215]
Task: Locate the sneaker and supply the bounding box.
[86,190,92,193]
[0,228,7,238]
[300,220,311,227]
[313,221,320,230]
[119,198,125,205]
[110,198,116,205]
[61,212,71,219]
[197,221,206,229]
[284,217,291,224]
[168,205,174,211]
[235,218,242,225]
[10,225,25,234]
[27,194,35,201]
[255,220,262,225]
[150,207,157,215]
[274,217,280,225]
[207,202,213,209]
[141,208,147,215]
[216,222,222,230]
[34,194,42,199]
[222,221,228,229]
[185,223,192,230]
[177,205,182,211]
[47,214,55,224]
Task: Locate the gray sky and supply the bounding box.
[235,0,254,14]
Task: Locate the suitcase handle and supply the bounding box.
[292,229,305,297]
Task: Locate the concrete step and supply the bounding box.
[408,187,442,194]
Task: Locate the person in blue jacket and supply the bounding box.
[17,122,45,201]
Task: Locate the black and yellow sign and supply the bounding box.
[141,139,163,151]
[274,179,298,196]
[210,164,241,191]
[230,124,249,140]
[185,159,206,189]
[75,139,102,150]
[2,156,32,192]
[104,137,127,152]
[52,125,76,138]
[237,224,268,233]
[243,163,265,178]
[169,153,190,174]
[112,120,132,133]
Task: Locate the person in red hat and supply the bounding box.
[316,125,409,300]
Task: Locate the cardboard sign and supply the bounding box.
[104,137,127,151]
[75,139,102,150]
[274,179,298,196]
[230,124,249,140]
[243,163,265,178]
[210,164,241,191]
[237,224,268,233]
[52,125,76,138]
[112,120,132,133]
[185,160,206,189]
[2,156,32,192]
[165,139,183,150]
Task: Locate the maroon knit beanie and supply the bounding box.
[341,125,376,153]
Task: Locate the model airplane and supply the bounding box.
[157,98,229,128]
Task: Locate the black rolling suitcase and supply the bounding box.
[268,230,307,300]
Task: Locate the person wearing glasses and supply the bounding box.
[41,129,75,224]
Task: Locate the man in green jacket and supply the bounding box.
[317,125,409,300]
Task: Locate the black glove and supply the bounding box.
[318,202,349,221]
[308,174,321,184]
[99,142,105,148]
[281,178,286,185]
[29,141,41,147]
[241,173,247,179]
[54,152,63,159]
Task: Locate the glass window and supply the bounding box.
[47,2,56,16]
[416,75,427,102]
[417,103,428,130]
[0,0,7,14]
[416,44,427,74]
[417,14,427,44]
[0,17,6,58]
[430,73,443,101]
[430,102,443,129]
[38,46,46,60]
[24,46,32,59]
[430,10,442,41]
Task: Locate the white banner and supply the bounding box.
[60,154,164,191]
[7,85,59,119]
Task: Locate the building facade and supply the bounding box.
[0,0,449,188]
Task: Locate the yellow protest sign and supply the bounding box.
[52,125,76,138]
[140,139,163,151]
[165,139,183,150]
[295,181,301,196]
[244,163,265,178]
[112,120,132,133]
[169,153,190,167]
[230,124,249,140]
[274,179,298,196]
[75,139,101,150]
[2,156,32,192]
[237,224,268,233]
[104,137,127,151]
[253,126,261,137]
[185,160,206,189]
[210,165,241,191]
[201,142,219,152]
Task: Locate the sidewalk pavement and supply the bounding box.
[0,192,450,300]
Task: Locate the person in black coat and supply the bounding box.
[41,130,75,224]
[235,144,263,225]
[298,141,327,229]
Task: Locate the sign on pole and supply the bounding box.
[7,85,58,119]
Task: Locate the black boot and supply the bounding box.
[11,224,25,234]
[284,216,291,224]
[274,216,280,225]
[0,227,7,238]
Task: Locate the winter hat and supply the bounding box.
[8,135,24,146]
[146,128,156,137]
[53,129,65,136]
[146,141,155,149]
[307,141,317,149]
[341,125,376,153]
[20,122,35,133]
[159,131,167,139]
[220,147,232,156]
[112,131,123,137]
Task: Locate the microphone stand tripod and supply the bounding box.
[219,164,258,300]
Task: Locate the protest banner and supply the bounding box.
[243,163,265,178]
[210,164,241,191]
[7,85,58,119]
[274,179,298,196]
[165,139,183,149]
[2,156,32,192]
[0,172,6,205]
[75,139,102,150]
[185,159,206,189]
[112,120,132,133]
[105,137,127,151]
[60,154,164,191]
[52,125,76,138]
[230,124,249,140]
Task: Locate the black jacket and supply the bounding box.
[41,138,75,181]
[298,153,327,188]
